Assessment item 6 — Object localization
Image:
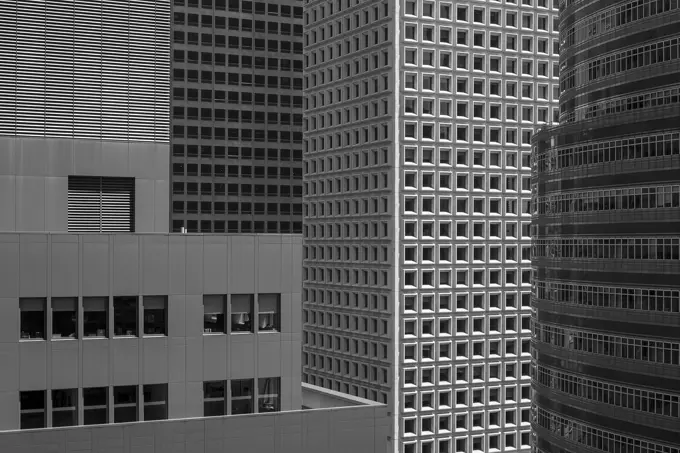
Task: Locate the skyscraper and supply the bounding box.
[170,0,306,235]
[531,0,680,451]
[302,0,560,451]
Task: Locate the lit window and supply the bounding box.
[258,294,281,332]
[258,377,281,412]
[231,294,254,333]
[143,296,167,335]
[113,296,138,337]
[204,295,226,333]
[20,298,45,340]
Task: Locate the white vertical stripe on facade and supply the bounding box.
[0,0,169,143]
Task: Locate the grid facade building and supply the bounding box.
[531,0,680,452]
[302,0,560,452]
[170,0,306,234]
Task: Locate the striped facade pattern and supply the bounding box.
[0,0,170,143]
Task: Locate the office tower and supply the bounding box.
[0,2,390,451]
[170,0,306,235]
[302,0,560,451]
[531,1,680,452]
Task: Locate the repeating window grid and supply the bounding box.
[532,236,680,261]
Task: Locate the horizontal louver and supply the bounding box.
[68,177,135,233]
[0,0,169,142]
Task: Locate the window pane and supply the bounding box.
[20,390,45,429]
[20,298,45,339]
[83,297,108,337]
[203,381,225,416]
[52,389,77,427]
[231,379,254,414]
[143,384,168,421]
[204,295,225,333]
[114,385,138,423]
[143,296,167,335]
[258,294,280,332]
[83,387,108,425]
[231,295,254,333]
[52,298,77,339]
[114,297,138,337]
[258,377,280,412]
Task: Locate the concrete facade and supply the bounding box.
[0,137,169,234]
[0,384,391,453]
[0,233,302,431]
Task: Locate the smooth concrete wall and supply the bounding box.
[0,137,169,233]
[0,233,303,430]
[0,398,390,453]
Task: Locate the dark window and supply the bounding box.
[204,381,225,416]
[52,298,77,339]
[20,390,46,429]
[52,389,77,427]
[143,296,167,336]
[114,296,138,337]
[113,386,137,423]
[83,387,108,425]
[258,377,280,412]
[143,384,168,421]
[20,298,45,339]
[204,295,226,333]
[231,379,254,414]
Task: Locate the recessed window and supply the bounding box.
[232,294,254,333]
[83,297,107,337]
[20,298,45,340]
[113,385,138,423]
[231,379,254,414]
[143,384,168,421]
[113,296,138,337]
[52,389,77,427]
[143,296,167,336]
[204,295,226,333]
[52,298,77,339]
[258,377,281,412]
[20,390,45,429]
[204,381,226,416]
[83,387,108,425]
[258,294,281,332]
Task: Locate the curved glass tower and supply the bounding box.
[530,0,680,452]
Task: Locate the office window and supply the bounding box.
[204,381,226,416]
[204,295,226,333]
[50,298,76,339]
[113,296,138,337]
[258,377,281,412]
[83,297,107,337]
[231,379,254,414]
[52,389,77,427]
[232,294,254,333]
[83,387,108,425]
[143,296,167,335]
[143,384,168,421]
[258,294,281,332]
[113,386,138,423]
[20,390,45,429]
[20,298,45,339]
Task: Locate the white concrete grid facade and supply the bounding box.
[302,0,560,452]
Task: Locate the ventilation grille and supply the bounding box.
[68,176,135,233]
[0,0,169,142]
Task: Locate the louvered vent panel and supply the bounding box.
[0,1,169,142]
[68,176,135,233]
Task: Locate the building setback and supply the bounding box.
[170,0,306,234]
[531,0,680,451]
[301,0,560,452]
[0,2,390,452]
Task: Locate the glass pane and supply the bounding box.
[143,296,167,335]
[203,295,225,333]
[231,379,254,414]
[84,297,108,337]
[52,298,77,339]
[20,299,45,339]
[83,387,108,425]
[258,377,280,412]
[203,381,225,416]
[20,390,45,429]
[258,294,280,332]
[52,389,77,427]
[231,295,253,333]
[113,385,137,423]
[114,297,138,336]
[143,384,167,421]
